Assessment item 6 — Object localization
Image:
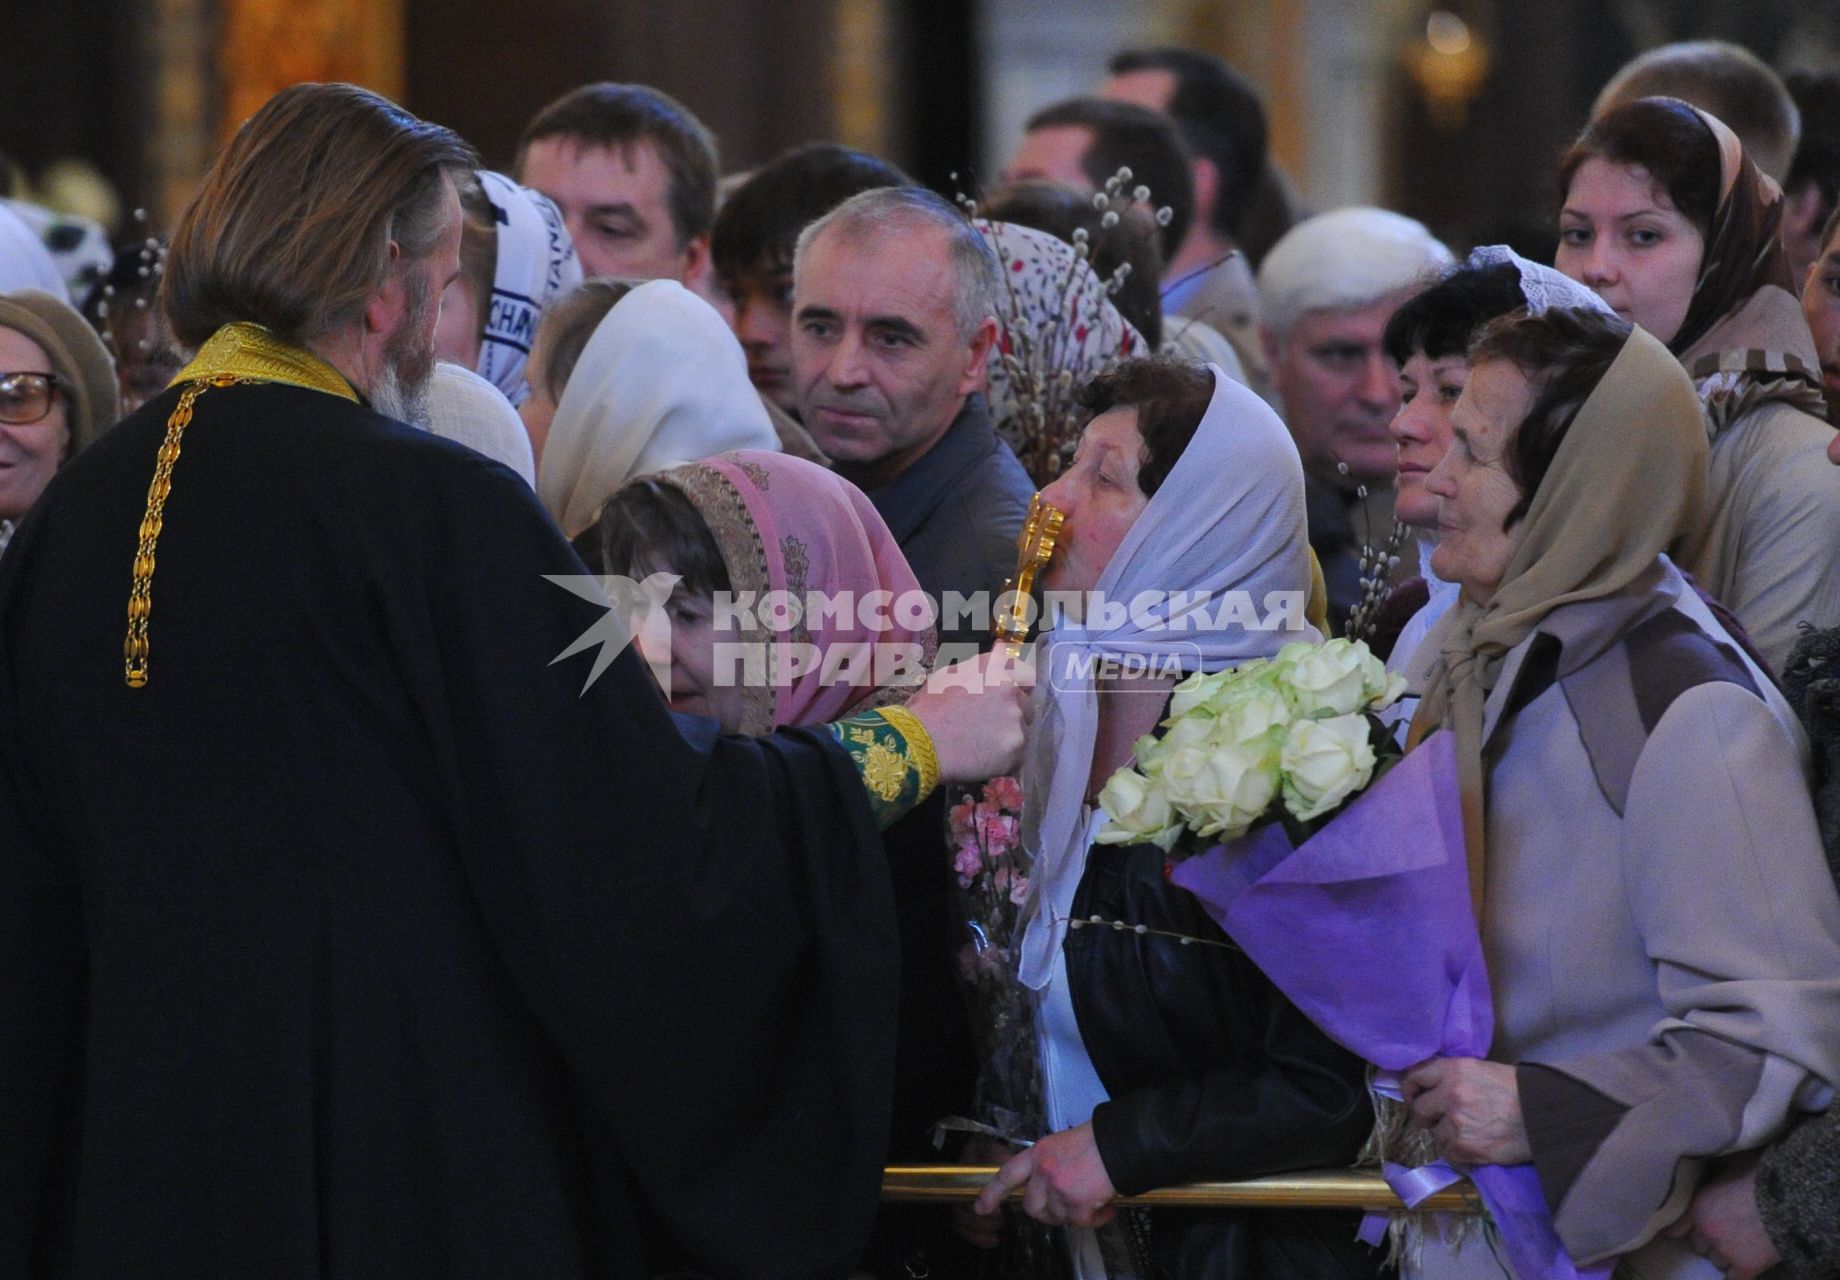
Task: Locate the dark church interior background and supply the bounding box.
[6,0,1839,271]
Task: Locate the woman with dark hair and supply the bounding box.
[1400,307,1840,1278]
[964,358,1380,1279]
[599,449,933,734]
[1554,95,1840,670]
[1375,248,1611,706]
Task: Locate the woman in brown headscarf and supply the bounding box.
[1397,306,1840,1279]
[1554,95,1838,671]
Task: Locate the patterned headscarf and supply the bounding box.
[974,220,1144,483]
[657,450,935,735]
[1658,102,1827,434]
[474,171,582,407]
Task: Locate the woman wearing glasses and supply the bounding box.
[0,288,117,556]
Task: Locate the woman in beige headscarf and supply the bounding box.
[1554,95,1839,670]
[0,288,115,556]
[1397,306,1840,1279]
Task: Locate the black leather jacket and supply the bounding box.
[1068,841,1384,1280]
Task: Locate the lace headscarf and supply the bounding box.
[1466,245,1617,319]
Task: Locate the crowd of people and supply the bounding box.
[3,32,1840,1280]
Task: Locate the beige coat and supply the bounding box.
[1411,562,1840,1278]
[1680,397,1840,671]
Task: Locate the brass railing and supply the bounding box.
[883,1166,1479,1212]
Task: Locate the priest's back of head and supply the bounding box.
[161,82,477,351]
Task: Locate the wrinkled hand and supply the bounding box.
[1662,1152,1779,1279]
[1402,1057,1532,1166]
[952,1136,1014,1250]
[906,650,1035,783]
[972,1122,1117,1229]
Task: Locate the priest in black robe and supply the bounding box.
[0,83,1025,1280]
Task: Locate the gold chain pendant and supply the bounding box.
[123,374,245,688]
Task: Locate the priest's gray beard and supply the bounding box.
[370,267,436,428]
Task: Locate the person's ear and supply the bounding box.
[680,232,713,288]
[1784,183,1825,241]
[958,316,998,396]
[365,241,408,336]
[1190,156,1220,237]
[1261,325,1283,370]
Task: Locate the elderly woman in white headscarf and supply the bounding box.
[434,170,582,407]
[530,278,778,565]
[965,357,1383,1280]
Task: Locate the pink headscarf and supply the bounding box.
[660,450,937,734]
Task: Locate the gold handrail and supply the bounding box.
[883,1166,1480,1212]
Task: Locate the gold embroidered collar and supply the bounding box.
[126,325,359,688]
[170,322,360,402]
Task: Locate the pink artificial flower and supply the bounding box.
[1007,872,1031,906]
[954,841,984,889]
[984,775,1024,812]
[978,813,1020,859]
[948,797,977,842]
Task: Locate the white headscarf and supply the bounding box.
[537,279,779,537]
[0,204,69,301]
[425,362,536,487]
[475,171,582,407]
[1017,365,1319,989]
[1464,244,1615,318]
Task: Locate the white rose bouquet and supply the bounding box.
[1095,637,1406,853]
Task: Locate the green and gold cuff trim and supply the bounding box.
[828,706,941,829]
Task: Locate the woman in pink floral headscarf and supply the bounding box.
[599,448,936,734]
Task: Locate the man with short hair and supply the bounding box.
[1258,206,1453,627]
[712,142,907,419]
[1003,96,1193,268]
[0,82,1026,1277]
[792,186,1032,655]
[1102,47,1274,395]
[1593,39,1801,182]
[1784,71,1840,286]
[1003,95,1254,386]
[515,82,719,289]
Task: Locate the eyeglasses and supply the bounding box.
[0,372,61,426]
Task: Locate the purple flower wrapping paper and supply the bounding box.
[1169,730,1610,1280]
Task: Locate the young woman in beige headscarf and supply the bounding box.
[1555,95,1838,671]
[1400,307,1840,1279]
